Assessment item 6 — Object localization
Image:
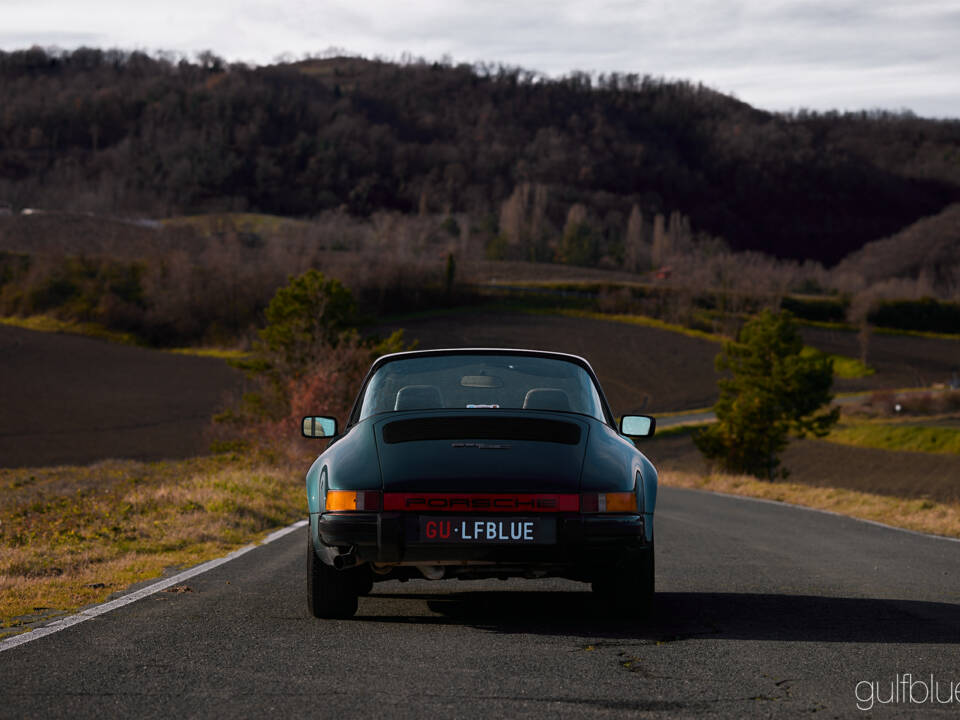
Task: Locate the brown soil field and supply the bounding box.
[644,432,960,504]
[5,307,957,474]
[385,309,960,415]
[800,326,960,393]
[381,311,721,416]
[0,326,241,468]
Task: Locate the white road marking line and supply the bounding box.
[0,519,308,654]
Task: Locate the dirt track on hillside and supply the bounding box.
[0,326,241,468]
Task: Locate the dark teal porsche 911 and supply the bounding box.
[302,348,658,618]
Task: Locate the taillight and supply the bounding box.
[580,492,638,513]
[324,490,382,512]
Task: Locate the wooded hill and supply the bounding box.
[2,47,959,266]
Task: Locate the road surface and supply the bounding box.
[2,486,958,718]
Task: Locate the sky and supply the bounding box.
[2,0,959,118]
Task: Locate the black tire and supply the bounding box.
[592,543,655,618]
[307,529,359,619]
[353,565,374,597]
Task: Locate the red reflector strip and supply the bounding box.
[358,490,382,511]
[580,492,638,513]
[580,494,599,513]
[383,493,579,512]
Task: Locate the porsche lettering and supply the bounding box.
[381,493,580,512]
[406,497,556,510]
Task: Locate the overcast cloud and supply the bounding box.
[1,0,958,117]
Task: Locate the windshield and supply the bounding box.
[357,354,607,422]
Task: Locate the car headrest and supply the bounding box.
[522,388,571,412]
[394,385,444,411]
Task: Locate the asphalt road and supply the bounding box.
[3,486,959,718]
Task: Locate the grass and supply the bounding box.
[0,314,248,360]
[799,346,874,379]
[551,307,722,342]
[797,318,960,342]
[0,454,304,637]
[167,347,252,361]
[0,315,141,346]
[825,422,960,455]
[660,469,960,540]
[525,307,722,343]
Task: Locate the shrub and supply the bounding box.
[694,310,839,479]
[218,269,409,458]
[256,269,357,377]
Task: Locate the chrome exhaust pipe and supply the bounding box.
[332,548,358,569]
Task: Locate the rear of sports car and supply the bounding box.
[307,405,656,619]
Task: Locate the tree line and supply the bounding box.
[1,47,958,265]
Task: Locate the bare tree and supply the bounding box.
[623,205,649,272]
[651,213,668,267]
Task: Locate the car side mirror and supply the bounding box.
[620,415,655,438]
[302,416,337,438]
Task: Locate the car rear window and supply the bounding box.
[357,354,606,422]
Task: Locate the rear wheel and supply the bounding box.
[307,529,359,619]
[592,544,655,618]
[353,565,374,596]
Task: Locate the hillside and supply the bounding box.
[1,48,959,266]
[833,203,960,287]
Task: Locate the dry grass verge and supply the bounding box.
[0,454,303,637]
[660,469,960,540]
[826,422,960,455]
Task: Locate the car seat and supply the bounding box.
[522,388,571,411]
[394,385,445,411]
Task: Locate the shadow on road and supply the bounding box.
[359,590,960,644]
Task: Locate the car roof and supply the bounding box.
[369,347,597,374]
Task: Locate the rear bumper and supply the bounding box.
[313,511,649,575]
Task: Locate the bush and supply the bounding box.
[694,310,839,479]
[218,269,410,458]
[256,269,357,377]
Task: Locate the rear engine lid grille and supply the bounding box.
[382,416,581,445]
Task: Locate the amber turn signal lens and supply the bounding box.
[580,492,638,513]
[324,490,381,512]
[325,490,357,511]
[603,492,638,512]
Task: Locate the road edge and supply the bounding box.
[665,485,960,544]
[0,519,308,654]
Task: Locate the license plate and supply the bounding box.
[419,517,555,544]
